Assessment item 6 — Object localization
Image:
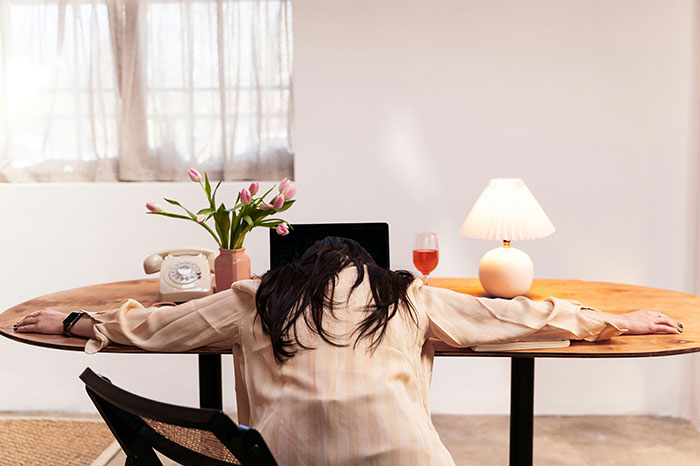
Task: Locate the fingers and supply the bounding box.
[13,309,66,335]
[654,312,682,333]
[638,310,683,334]
[14,314,38,330]
[651,323,681,334]
[14,323,39,333]
[13,310,47,332]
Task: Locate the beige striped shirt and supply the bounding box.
[85,267,620,465]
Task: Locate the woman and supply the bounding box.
[14,237,682,466]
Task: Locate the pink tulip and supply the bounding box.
[259,202,273,211]
[272,194,285,210]
[278,177,290,193]
[146,202,163,213]
[249,182,259,196]
[196,214,207,224]
[282,183,297,200]
[240,188,251,204]
[276,223,289,236]
[188,169,201,183]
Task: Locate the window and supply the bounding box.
[0,0,294,182]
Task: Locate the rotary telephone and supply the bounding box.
[143,249,217,302]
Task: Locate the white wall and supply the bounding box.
[1,0,699,425]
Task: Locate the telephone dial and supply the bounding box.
[144,249,217,302]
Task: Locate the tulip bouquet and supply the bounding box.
[146,169,296,250]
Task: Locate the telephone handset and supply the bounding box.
[144,249,217,302]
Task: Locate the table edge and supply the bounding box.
[2,277,699,358]
[432,346,700,358]
[3,328,698,358]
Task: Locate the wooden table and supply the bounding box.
[2,278,699,466]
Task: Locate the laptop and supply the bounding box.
[269,222,390,269]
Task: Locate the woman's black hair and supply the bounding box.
[256,236,418,363]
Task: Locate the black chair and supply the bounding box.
[80,368,278,466]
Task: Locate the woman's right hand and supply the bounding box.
[14,309,66,335]
[14,309,96,338]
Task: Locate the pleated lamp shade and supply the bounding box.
[459,178,555,241]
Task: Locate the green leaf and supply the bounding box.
[224,202,243,213]
[146,211,191,220]
[258,219,285,227]
[249,209,270,222]
[214,203,231,248]
[243,215,254,227]
[212,180,222,200]
[148,208,223,248]
[204,173,217,210]
[275,199,295,213]
[259,185,275,200]
[204,172,212,198]
[164,198,197,220]
[197,207,215,216]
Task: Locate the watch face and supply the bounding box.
[63,312,81,326]
[63,311,84,336]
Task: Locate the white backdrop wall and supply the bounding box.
[1,0,699,427]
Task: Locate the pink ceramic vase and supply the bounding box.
[214,248,251,292]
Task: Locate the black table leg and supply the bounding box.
[198,354,222,410]
[510,357,534,466]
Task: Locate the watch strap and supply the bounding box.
[62,311,85,337]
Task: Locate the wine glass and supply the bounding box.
[413,232,439,284]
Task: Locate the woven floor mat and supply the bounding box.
[0,418,117,466]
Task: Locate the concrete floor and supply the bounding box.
[432,415,700,466]
[103,415,700,466]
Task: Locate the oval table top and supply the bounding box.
[1,278,698,358]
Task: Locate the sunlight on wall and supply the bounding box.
[379,107,444,198]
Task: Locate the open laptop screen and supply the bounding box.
[269,223,390,269]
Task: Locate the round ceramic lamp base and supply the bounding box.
[478,245,534,298]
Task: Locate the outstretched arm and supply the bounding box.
[13,280,259,353]
[413,282,681,348]
[580,308,681,335]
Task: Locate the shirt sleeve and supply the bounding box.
[82,279,259,354]
[412,281,622,347]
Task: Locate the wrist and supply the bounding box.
[581,308,625,329]
[66,312,97,339]
[62,311,85,337]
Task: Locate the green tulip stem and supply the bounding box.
[195,219,223,248]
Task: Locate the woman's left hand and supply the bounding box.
[14,309,65,335]
[607,310,682,334]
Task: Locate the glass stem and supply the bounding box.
[423,274,429,285]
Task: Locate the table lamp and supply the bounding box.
[459,178,555,298]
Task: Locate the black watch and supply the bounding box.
[63,311,85,337]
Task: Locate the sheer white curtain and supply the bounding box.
[0,0,293,182]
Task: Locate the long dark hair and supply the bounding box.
[256,237,418,363]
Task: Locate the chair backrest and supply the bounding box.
[269,222,391,269]
[79,368,278,466]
